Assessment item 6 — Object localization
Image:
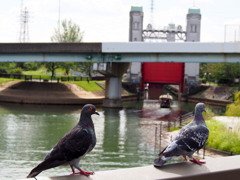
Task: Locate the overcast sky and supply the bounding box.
[0,0,240,43]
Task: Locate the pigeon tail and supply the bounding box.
[27,158,64,178]
[27,167,42,178]
[154,156,171,167]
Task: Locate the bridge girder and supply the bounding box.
[0,42,240,63]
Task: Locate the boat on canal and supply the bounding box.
[159,93,173,108]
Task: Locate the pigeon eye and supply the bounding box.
[88,107,93,111]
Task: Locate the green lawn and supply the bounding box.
[22,68,65,76]
[70,81,104,91]
[0,77,17,84]
[22,70,46,76]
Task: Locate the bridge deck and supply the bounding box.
[0,42,240,63]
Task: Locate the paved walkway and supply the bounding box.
[213,116,240,132]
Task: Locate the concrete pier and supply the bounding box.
[102,63,130,108]
[103,77,123,108]
[22,155,240,180]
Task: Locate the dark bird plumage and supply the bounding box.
[27,104,99,178]
[154,103,209,167]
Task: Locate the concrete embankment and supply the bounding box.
[0,81,139,105]
[186,96,231,106]
[0,81,104,105]
[167,84,238,106]
[21,156,240,180]
[0,81,119,105]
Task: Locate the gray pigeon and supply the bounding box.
[27,104,99,178]
[154,102,209,167]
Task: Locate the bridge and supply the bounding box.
[1,42,240,107]
[0,42,240,63]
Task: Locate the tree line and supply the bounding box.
[200,63,240,85]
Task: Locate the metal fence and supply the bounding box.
[166,111,194,130]
[0,73,105,82]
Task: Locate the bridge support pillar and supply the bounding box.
[102,63,130,108]
[103,77,123,108]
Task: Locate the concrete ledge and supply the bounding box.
[21,156,240,180]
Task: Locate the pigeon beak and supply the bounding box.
[94,111,100,115]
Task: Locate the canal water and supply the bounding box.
[0,101,225,180]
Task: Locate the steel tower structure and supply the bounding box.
[19,1,29,42]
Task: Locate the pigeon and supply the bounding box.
[27,104,99,178]
[154,102,209,167]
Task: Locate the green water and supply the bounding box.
[0,101,225,179]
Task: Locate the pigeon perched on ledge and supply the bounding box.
[27,104,99,178]
[154,102,209,167]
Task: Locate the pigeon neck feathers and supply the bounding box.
[193,110,204,124]
[193,103,206,124]
[79,113,94,128]
[78,104,98,128]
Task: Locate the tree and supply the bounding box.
[50,19,88,76]
[45,62,61,77]
[75,62,93,77]
[23,62,39,71]
[51,19,84,42]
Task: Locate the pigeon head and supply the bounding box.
[82,104,99,116]
[195,103,206,114]
[192,103,206,124]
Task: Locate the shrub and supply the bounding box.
[225,91,240,116]
[23,62,39,71]
[10,67,22,75]
[0,68,7,74]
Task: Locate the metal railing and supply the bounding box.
[167,111,194,130]
[0,73,105,82]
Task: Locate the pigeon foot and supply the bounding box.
[183,155,188,161]
[72,169,94,176]
[190,158,206,165]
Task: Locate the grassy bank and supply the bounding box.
[0,77,17,84]
[70,81,104,91]
[206,119,240,154]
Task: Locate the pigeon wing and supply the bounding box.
[163,125,209,157]
[46,126,93,162]
[175,125,209,152]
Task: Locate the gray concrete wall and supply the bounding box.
[21,155,240,180]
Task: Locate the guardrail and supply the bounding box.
[167,111,194,130]
[0,73,105,82]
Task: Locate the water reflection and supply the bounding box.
[0,101,225,180]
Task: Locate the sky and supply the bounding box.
[0,0,240,43]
